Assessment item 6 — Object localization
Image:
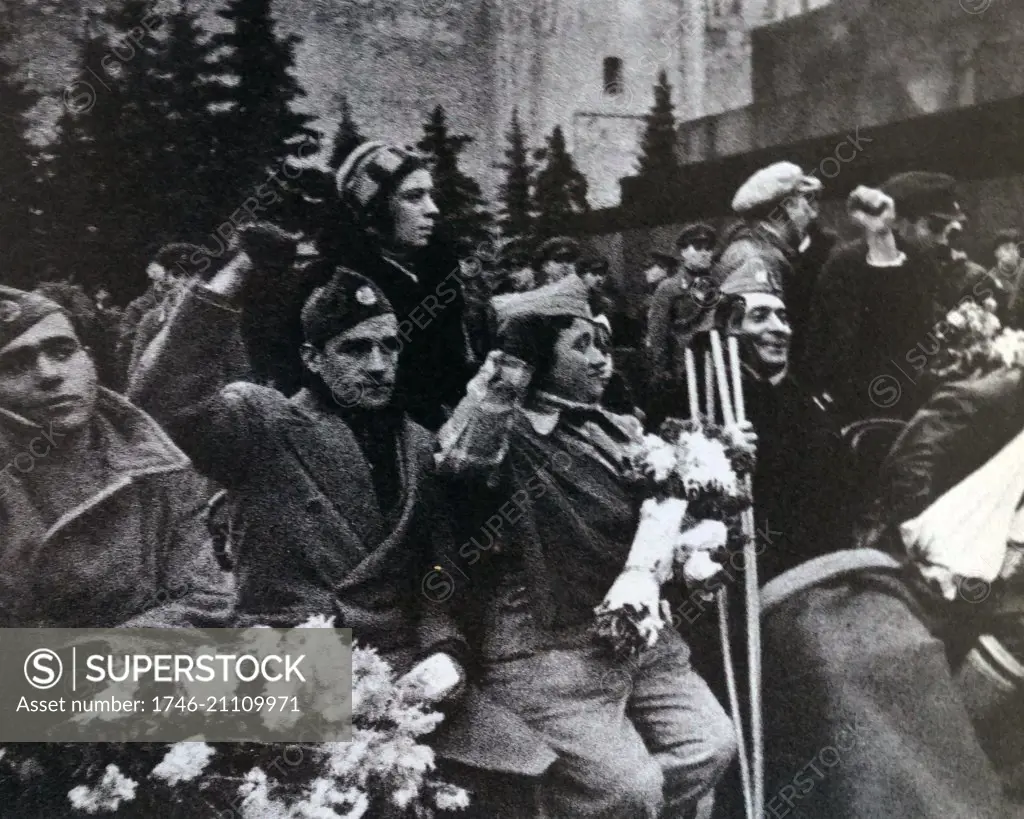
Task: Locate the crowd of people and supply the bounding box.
[3,138,1024,818]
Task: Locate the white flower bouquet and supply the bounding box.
[0,617,468,818]
[929,300,1005,380]
[593,418,755,658]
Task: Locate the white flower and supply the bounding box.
[296,614,336,629]
[677,520,728,554]
[434,782,471,811]
[675,433,738,495]
[683,551,723,586]
[237,768,289,819]
[150,741,215,786]
[68,764,137,814]
[946,308,967,330]
[641,434,677,483]
[991,329,1024,368]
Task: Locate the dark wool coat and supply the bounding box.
[0,389,234,628]
[802,241,992,421]
[130,284,553,778]
[759,371,1024,819]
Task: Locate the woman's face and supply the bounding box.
[542,318,611,403]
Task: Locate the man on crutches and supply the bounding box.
[681,254,844,818]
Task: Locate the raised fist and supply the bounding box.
[847,186,895,235]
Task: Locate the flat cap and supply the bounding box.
[732,162,822,214]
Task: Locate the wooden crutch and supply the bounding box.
[714,329,764,819]
[685,343,754,819]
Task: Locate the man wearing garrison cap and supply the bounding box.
[0,285,232,627]
[711,161,836,385]
[130,253,550,784]
[805,171,973,418]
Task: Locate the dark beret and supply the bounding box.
[881,172,961,219]
[300,269,394,348]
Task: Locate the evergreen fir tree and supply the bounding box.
[496,107,535,243]
[415,105,493,256]
[636,69,680,180]
[328,95,365,171]
[209,0,318,196]
[0,55,42,289]
[148,0,231,246]
[533,125,588,241]
[45,15,146,295]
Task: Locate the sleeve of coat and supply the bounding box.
[416,468,469,664]
[879,368,1024,524]
[120,471,236,628]
[803,246,862,401]
[644,278,674,375]
[127,284,264,486]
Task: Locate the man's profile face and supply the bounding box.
[782,194,818,240]
[389,169,439,249]
[0,313,98,433]
[644,264,668,287]
[305,313,400,410]
[679,244,713,272]
[541,259,575,284]
[996,242,1020,269]
[508,267,536,292]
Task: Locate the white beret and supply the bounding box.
[732,162,823,214]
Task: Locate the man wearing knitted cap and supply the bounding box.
[0,286,233,627]
[711,161,836,383]
[326,140,473,430]
[130,254,549,784]
[805,172,975,419]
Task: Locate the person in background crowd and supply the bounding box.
[535,236,581,286]
[806,173,972,420]
[714,162,835,383]
[760,364,1024,819]
[645,222,718,385]
[492,238,537,296]
[576,253,611,316]
[434,274,736,818]
[328,140,474,430]
[116,243,202,385]
[0,285,233,628]
[34,280,120,390]
[987,228,1024,327]
[643,258,671,290]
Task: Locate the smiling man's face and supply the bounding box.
[736,293,791,378]
[0,313,98,432]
